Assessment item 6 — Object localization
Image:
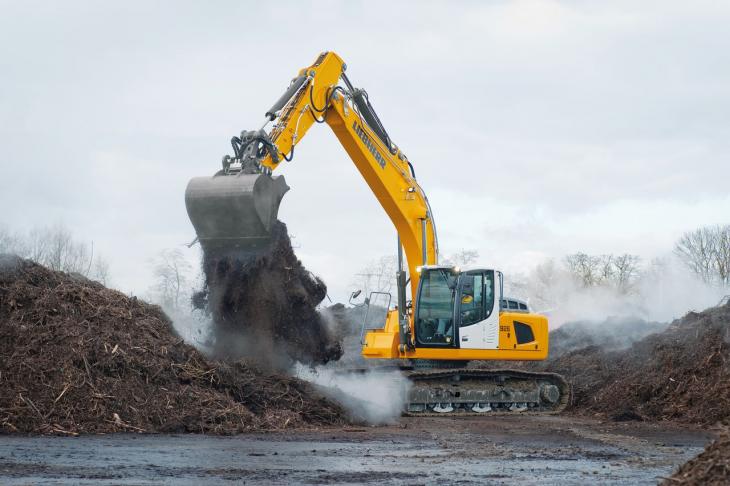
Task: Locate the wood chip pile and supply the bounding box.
[0,255,345,435]
[552,302,730,424]
[663,431,730,485]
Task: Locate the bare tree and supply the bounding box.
[43,224,91,273]
[0,225,24,255]
[23,226,48,263]
[674,226,717,283]
[714,225,730,286]
[150,249,193,310]
[91,256,112,286]
[612,254,641,293]
[442,249,479,267]
[353,255,397,297]
[564,253,600,287]
[4,223,92,274]
[1,223,113,285]
[596,255,615,284]
[674,225,730,286]
[564,252,641,292]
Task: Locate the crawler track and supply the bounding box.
[336,367,570,416]
[404,368,570,416]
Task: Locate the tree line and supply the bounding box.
[3,221,727,313]
[674,224,730,287]
[353,223,730,311]
[0,223,110,285]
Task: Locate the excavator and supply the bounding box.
[185,51,568,414]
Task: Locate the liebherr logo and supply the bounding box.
[353,121,386,169]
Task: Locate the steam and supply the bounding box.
[294,364,411,424]
[513,257,728,327]
[164,307,217,354]
[636,259,729,322]
[548,316,669,358]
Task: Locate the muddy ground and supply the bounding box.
[0,416,710,485]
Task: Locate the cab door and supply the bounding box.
[456,270,499,350]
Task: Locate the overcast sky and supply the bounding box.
[2,1,729,303]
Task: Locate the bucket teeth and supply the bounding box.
[185,173,289,254]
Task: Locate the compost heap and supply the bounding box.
[517,302,730,424]
[195,221,342,367]
[0,255,345,435]
[663,431,730,485]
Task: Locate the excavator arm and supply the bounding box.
[187,51,437,319]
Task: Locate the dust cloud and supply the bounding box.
[166,308,214,352]
[294,364,411,424]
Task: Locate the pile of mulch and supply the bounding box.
[583,303,730,424]
[663,431,730,485]
[548,316,667,357]
[195,221,342,367]
[534,302,730,424]
[0,255,345,435]
[478,302,730,425]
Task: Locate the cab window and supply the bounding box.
[459,271,495,327]
[459,274,483,326]
[416,268,457,346]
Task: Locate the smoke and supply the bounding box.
[293,364,411,424]
[512,255,728,327]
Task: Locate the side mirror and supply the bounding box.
[349,289,363,305]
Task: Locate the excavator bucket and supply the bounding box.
[185,173,289,255]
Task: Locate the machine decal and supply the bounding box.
[353,121,386,169]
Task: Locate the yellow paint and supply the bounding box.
[362,310,549,361]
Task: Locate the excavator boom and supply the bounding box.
[186,52,436,289]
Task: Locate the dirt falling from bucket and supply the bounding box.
[194,221,343,369]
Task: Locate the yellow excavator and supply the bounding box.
[185,51,568,414]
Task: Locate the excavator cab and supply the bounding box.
[414,267,500,350]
